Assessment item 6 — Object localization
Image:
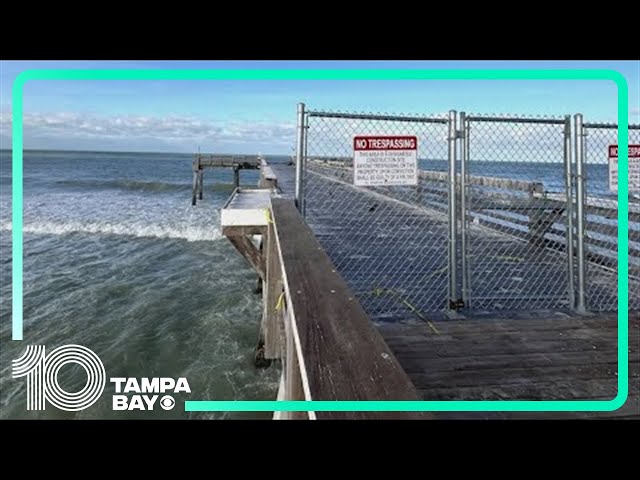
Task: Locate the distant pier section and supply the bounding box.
[191,154,262,205]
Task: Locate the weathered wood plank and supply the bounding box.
[270,198,429,419]
[418,378,622,401]
[388,336,623,359]
[262,221,283,359]
[283,306,308,419]
[378,315,640,418]
[410,364,623,390]
[259,159,278,189]
[379,311,636,336]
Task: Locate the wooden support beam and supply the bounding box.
[198,169,204,200]
[227,235,266,280]
[262,221,284,359]
[253,335,271,368]
[233,167,240,188]
[192,171,199,206]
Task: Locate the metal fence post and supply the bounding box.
[563,115,576,309]
[460,112,470,306]
[295,102,306,213]
[574,114,588,313]
[447,110,458,309]
[302,110,309,218]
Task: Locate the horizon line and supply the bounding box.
[0,148,291,156]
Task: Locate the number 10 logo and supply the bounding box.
[12,345,106,411]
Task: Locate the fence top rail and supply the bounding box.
[583,122,640,130]
[465,114,566,125]
[306,110,449,124]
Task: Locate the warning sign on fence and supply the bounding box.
[353,136,418,186]
[608,144,640,193]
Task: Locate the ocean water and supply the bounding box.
[0,150,285,419]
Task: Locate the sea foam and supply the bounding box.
[0,221,221,242]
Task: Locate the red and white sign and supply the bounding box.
[353,136,418,186]
[608,144,640,193]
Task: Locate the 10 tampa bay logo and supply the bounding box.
[12,345,190,412]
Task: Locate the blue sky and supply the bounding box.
[0,60,638,154]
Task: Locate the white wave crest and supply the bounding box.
[0,221,221,242]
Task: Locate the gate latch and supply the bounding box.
[449,298,465,311]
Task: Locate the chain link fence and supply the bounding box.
[303,111,451,319]
[462,115,573,312]
[582,123,640,311]
[297,106,636,320]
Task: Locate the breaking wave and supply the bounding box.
[1,220,222,242]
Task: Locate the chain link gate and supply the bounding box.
[579,121,640,311]
[460,114,574,312]
[300,107,454,320]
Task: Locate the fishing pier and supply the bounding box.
[201,106,640,419]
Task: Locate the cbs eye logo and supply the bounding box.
[159,395,175,410]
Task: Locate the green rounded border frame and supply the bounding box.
[10,68,630,413]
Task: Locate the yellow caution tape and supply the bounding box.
[401,298,440,335]
[372,287,388,297]
[496,255,524,262]
[274,291,285,312]
[367,287,440,335]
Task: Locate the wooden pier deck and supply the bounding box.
[219,160,638,419]
[380,313,639,419]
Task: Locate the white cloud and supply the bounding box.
[0,111,296,151]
